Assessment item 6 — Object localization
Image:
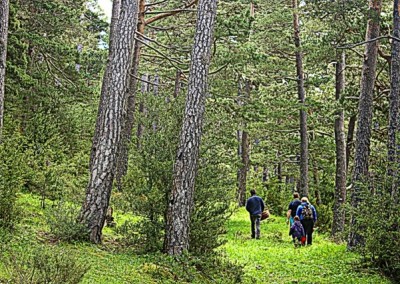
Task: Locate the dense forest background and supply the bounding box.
[0,0,400,283]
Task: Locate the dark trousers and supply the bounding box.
[301,219,314,245]
[250,214,261,239]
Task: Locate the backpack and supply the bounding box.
[301,204,313,220]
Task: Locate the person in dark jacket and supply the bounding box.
[289,215,305,247]
[286,192,301,226]
[296,197,317,245]
[245,189,265,239]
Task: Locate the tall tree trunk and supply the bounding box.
[115,0,145,189]
[0,0,9,136]
[90,0,121,169]
[346,114,357,172]
[332,51,347,237]
[348,0,381,249]
[164,0,218,255]
[292,0,309,197]
[311,158,322,205]
[238,126,249,206]
[388,0,400,200]
[80,0,138,244]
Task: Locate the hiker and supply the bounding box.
[286,192,301,226]
[245,189,265,239]
[289,215,305,247]
[295,197,317,245]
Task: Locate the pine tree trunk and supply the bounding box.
[164,0,218,255]
[80,0,138,244]
[116,0,146,188]
[348,0,381,248]
[346,114,356,172]
[332,51,347,237]
[292,0,309,197]
[90,0,121,169]
[0,0,9,135]
[388,0,400,200]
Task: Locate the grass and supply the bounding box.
[0,193,392,283]
[224,208,390,284]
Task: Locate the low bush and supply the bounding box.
[354,188,400,282]
[2,244,90,284]
[45,201,88,242]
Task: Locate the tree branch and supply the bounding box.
[337,35,400,49]
[145,0,198,25]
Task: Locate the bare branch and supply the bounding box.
[145,0,198,25]
[337,35,400,49]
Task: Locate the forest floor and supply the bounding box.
[0,194,392,284]
[224,208,390,284]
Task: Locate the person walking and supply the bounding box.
[245,189,265,239]
[296,197,317,245]
[289,215,305,247]
[286,192,301,226]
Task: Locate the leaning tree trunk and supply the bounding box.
[348,0,381,249]
[0,0,9,136]
[164,0,218,255]
[90,0,121,169]
[332,51,347,238]
[292,0,309,197]
[388,0,400,200]
[80,0,138,244]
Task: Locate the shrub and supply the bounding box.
[354,188,400,282]
[0,133,27,229]
[45,201,88,242]
[2,244,90,284]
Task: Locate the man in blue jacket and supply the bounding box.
[245,189,265,239]
[296,197,317,245]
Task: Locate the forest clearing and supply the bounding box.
[0,193,390,283]
[1,0,400,283]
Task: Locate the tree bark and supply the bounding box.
[348,0,381,248]
[332,51,347,238]
[116,0,145,188]
[164,0,218,255]
[90,0,121,170]
[292,0,309,197]
[238,126,249,207]
[0,0,9,136]
[388,0,400,200]
[80,0,138,244]
[346,114,357,172]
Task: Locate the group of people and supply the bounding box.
[245,190,317,246]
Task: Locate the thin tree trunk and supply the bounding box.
[0,0,9,136]
[164,0,218,255]
[90,0,121,169]
[311,158,322,205]
[80,0,138,244]
[388,0,400,200]
[346,114,356,172]
[292,0,309,197]
[348,0,381,249]
[332,51,347,238]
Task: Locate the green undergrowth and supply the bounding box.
[224,208,391,284]
[0,193,392,283]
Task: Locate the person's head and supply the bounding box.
[294,215,300,221]
[293,192,299,199]
[301,197,309,203]
[250,189,256,196]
